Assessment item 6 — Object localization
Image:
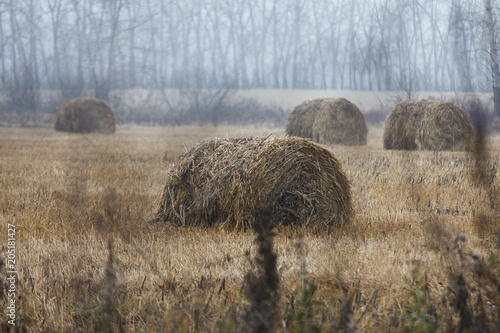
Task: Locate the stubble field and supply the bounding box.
[0,125,499,332]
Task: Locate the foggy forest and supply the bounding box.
[2,0,500,105]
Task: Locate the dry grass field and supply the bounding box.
[1,124,499,332]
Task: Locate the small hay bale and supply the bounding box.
[383,99,433,150]
[311,98,368,145]
[416,101,473,151]
[157,136,353,230]
[285,99,325,138]
[55,97,116,134]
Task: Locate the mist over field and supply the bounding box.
[1,0,500,123]
[1,1,500,332]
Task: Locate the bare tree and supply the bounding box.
[5,0,40,115]
[86,0,123,101]
[450,1,474,92]
[1,0,498,105]
[485,0,500,118]
[0,1,6,89]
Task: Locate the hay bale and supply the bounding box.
[285,99,325,138]
[311,98,368,145]
[383,99,433,150]
[55,97,116,133]
[416,101,473,151]
[157,136,353,230]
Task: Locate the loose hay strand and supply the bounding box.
[157,136,353,230]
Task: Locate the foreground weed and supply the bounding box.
[239,207,280,332]
[287,279,325,333]
[285,237,356,333]
[402,269,438,333]
[286,239,323,333]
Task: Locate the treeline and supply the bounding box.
[0,0,498,105]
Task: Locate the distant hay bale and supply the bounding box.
[55,97,116,134]
[311,98,368,145]
[383,99,473,151]
[417,101,473,151]
[285,99,325,138]
[383,99,433,150]
[157,136,353,230]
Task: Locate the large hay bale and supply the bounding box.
[311,98,368,145]
[157,136,353,230]
[416,101,473,151]
[285,99,325,138]
[383,99,433,150]
[55,97,116,133]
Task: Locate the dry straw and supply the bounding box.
[383,99,473,151]
[55,97,116,134]
[312,98,368,146]
[157,136,353,230]
[285,98,325,138]
[383,99,432,150]
[417,101,473,151]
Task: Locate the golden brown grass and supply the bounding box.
[0,124,499,332]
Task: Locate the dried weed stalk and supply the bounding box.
[239,207,280,332]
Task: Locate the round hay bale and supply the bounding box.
[285,99,325,138]
[416,101,473,151]
[55,97,116,134]
[383,99,433,150]
[157,136,353,230]
[311,98,368,145]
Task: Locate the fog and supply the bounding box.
[0,0,498,108]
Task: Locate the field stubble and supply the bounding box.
[0,125,499,331]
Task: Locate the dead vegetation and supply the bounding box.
[54,97,116,134]
[285,99,324,138]
[383,99,431,150]
[157,136,353,230]
[417,101,474,151]
[383,99,474,151]
[312,98,368,146]
[0,125,499,332]
[286,98,368,146]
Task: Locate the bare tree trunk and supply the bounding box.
[9,0,18,88]
[49,0,62,89]
[28,0,39,91]
[126,2,136,88]
[450,1,473,92]
[485,0,500,118]
[272,0,280,88]
[92,0,122,101]
[0,3,6,88]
